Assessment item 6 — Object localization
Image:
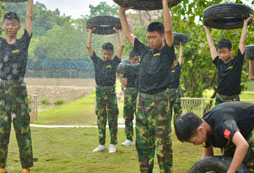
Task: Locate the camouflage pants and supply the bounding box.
[215,93,240,105]
[136,92,172,173]
[223,128,254,172]
[0,81,33,169]
[96,86,119,145]
[166,88,182,123]
[123,87,138,141]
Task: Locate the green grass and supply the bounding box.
[7,127,216,173]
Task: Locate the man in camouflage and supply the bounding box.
[86,27,124,153]
[0,0,34,173]
[120,0,175,172]
[117,50,139,146]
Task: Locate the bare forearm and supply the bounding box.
[26,0,33,36]
[204,28,217,60]
[179,43,183,64]
[239,22,248,54]
[86,32,93,56]
[249,60,254,80]
[163,0,173,47]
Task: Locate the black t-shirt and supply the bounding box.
[123,72,137,88]
[91,52,121,86]
[213,49,244,96]
[134,38,175,94]
[168,62,181,88]
[0,29,31,82]
[203,101,254,148]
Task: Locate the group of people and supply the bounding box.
[0,0,254,172]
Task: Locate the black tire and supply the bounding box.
[0,0,27,2]
[86,16,121,35]
[245,45,254,60]
[117,63,139,76]
[174,32,189,45]
[203,3,253,29]
[189,156,249,173]
[113,0,182,10]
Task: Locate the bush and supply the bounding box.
[54,99,65,105]
[41,99,50,105]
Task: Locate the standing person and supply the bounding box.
[249,60,254,80]
[119,0,175,172]
[117,50,139,146]
[167,42,183,123]
[204,14,253,105]
[86,28,124,153]
[0,1,34,173]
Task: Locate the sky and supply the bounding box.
[34,0,115,19]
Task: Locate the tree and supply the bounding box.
[88,1,119,17]
[0,2,6,35]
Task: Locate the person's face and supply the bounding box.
[2,19,21,37]
[218,47,233,63]
[129,56,139,64]
[102,50,113,61]
[146,31,165,49]
[188,126,207,146]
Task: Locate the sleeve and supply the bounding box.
[134,38,149,57]
[218,119,240,142]
[90,51,99,64]
[113,55,121,66]
[213,56,220,67]
[235,48,244,65]
[21,29,32,49]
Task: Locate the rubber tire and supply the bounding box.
[189,156,249,173]
[117,63,139,76]
[113,0,182,10]
[174,32,189,45]
[0,0,27,2]
[86,16,121,35]
[203,3,253,29]
[245,45,254,60]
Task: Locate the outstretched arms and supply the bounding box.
[26,0,33,36]
[115,28,125,59]
[162,0,174,47]
[119,7,136,47]
[239,14,253,54]
[86,29,94,56]
[203,26,218,60]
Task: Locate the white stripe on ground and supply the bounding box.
[30,124,131,128]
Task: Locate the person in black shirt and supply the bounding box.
[0,1,34,173]
[119,0,175,172]
[167,42,183,123]
[86,28,124,153]
[204,15,253,105]
[117,50,139,146]
[174,101,254,173]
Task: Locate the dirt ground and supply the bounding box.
[25,78,96,104]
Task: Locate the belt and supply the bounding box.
[217,93,239,100]
[139,91,167,100]
[126,87,136,91]
[167,88,179,92]
[96,85,115,89]
[0,79,24,85]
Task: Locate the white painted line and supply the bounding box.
[30,124,130,128]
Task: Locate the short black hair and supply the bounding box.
[174,112,202,142]
[102,42,114,52]
[147,22,165,35]
[217,39,232,50]
[3,12,20,23]
[129,50,139,58]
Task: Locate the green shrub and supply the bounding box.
[41,99,50,105]
[54,99,65,105]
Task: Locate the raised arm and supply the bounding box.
[114,28,124,59]
[162,0,174,47]
[117,73,127,88]
[25,0,33,36]
[178,42,183,65]
[239,14,253,54]
[249,60,254,80]
[119,7,136,47]
[203,25,218,60]
[86,29,94,56]
[227,132,249,173]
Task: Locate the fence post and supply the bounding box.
[29,94,38,123]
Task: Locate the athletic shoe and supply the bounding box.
[0,168,7,173]
[19,169,30,173]
[121,140,134,146]
[108,144,116,153]
[92,145,106,152]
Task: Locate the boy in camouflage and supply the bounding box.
[204,15,253,105]
[86,28,124,153]
[119,0,175,172]
[117,50,139,146]
[167,42,183,123]
[0,0,34,173]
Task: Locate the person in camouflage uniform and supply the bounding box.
[120,0,175,172]
[117,50,139,146]
[86,27,124,153]
[166,43,183,123]
[0,1,34,173]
